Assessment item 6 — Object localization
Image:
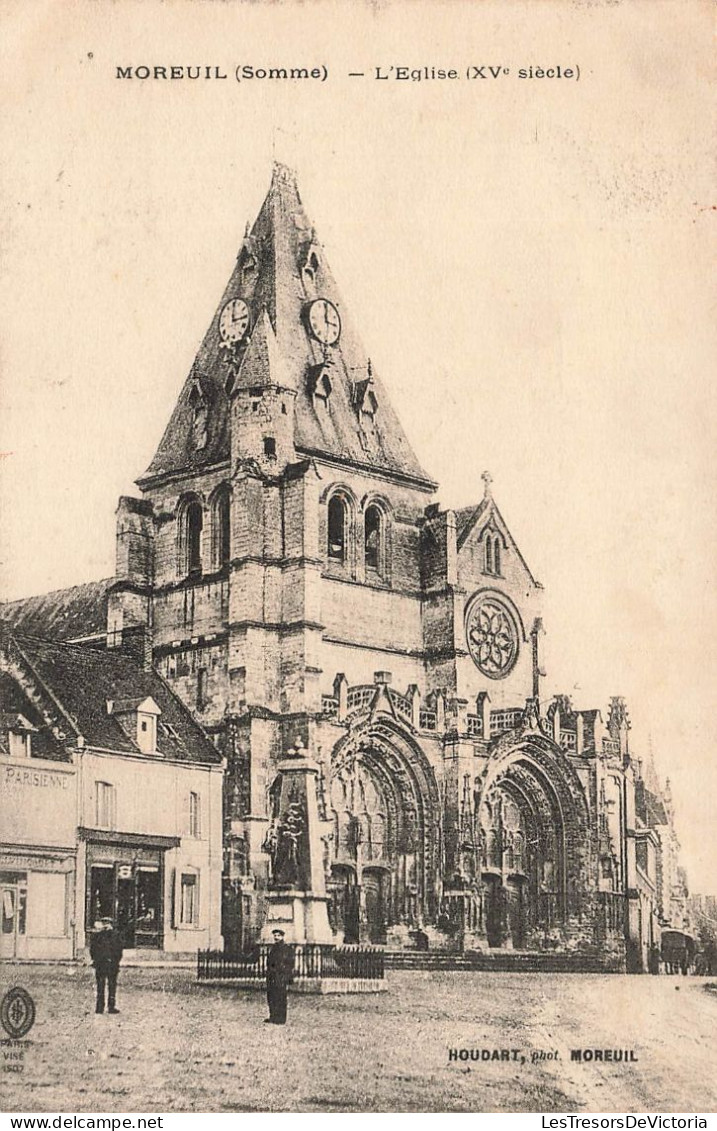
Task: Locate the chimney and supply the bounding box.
[120,624,154,672]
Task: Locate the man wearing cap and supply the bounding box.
[265,928,294,1025]
[90,917,124,1015]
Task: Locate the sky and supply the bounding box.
[1,0,715,891]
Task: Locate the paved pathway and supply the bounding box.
[2,966,715,1112]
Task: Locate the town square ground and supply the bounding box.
[2,967,715,1114]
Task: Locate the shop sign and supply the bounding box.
[0,853,75,874]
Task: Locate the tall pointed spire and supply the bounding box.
[139,164,435,489]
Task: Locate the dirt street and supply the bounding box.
[2,966,715,1113]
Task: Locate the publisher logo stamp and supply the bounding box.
[1,987,36,1039]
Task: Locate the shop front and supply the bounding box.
[81,829,179,949]
[0,755,77,961]
[0,849,76,960]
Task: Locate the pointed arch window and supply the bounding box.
[212,488,231,569]
[328,494,347,563]
[179,497,204,577]
[364,505,383,574]
[484,531,502,577]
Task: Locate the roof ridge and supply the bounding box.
[1,577,113,607]
[7,630,109,656]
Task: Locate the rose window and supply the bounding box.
[466,595,519,678]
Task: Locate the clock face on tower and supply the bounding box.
[219,298,250,344]
[465,592,520,679]
[307,298,341,345]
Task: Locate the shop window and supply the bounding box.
[89,865,114,925]
[95,781,115,829]
[1,879,27,950]
[327,495,347,562]
[135,868,160,942]
[189,792,202,838]
[180,873,198,925]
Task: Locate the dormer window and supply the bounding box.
[239,235,259,285]
[188,384,208,450]
[3,714,35,759]
[354,362,378,419]
[108,696,161,755]
[308,362,333,408]
[300,241,321,290]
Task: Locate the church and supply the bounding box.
[2,164,690,971]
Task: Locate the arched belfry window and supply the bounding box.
[212,487,231,569]
[364,505,383,574]
[484,531,502,577]
[493,537,501,576]
[180,497,203,577]
[328,495,347,563]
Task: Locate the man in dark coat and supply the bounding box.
[265,928,294,1025]
[90,917,123,1014]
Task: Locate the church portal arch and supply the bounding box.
[328,719,441,943]
[475,732,593,948]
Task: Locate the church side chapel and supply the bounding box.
[1,164,690,971]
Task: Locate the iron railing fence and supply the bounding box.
[197,943,385,982]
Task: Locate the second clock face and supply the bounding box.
[219,298,250,343]
[307,298,341,345]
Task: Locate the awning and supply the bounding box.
[78,827,180,850]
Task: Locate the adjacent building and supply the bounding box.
[0,627,223,958]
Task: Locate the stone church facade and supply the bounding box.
[2,164,689,969]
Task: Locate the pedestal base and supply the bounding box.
[261,890,335,945]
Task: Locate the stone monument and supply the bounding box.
[261,738,335,944]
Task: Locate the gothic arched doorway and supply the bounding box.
[327,721,440,945]
[476,735,592,950]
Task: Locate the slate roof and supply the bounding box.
[6,634,221,765]
[455,502,489,544]
[0,579,112,642]
[635,780,669,828]
[0,670,68,761]
[140,163,436,491]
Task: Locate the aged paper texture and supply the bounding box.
[0,0,715,1116]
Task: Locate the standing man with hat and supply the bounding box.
[90,917,124,1015]
[265,928,294,1025]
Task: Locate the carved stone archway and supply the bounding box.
[474,731,594,949]
[328,718,441,943]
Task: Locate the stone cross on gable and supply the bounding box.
[481,470,493,498]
